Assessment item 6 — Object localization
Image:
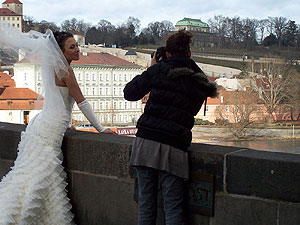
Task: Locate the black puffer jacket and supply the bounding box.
[124,56,217,151]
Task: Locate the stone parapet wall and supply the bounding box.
[0,122,299,225]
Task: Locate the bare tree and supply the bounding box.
[270,17,288,47]
[216,89,260,138]
[243,58,294,122]
[284,67,300,120]
[258,19,269,44]
[208,15,229,47]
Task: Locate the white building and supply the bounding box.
[0,72,41,125]
[13,52,144,126]
[0,0,23,31]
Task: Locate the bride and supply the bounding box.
[0,23,115,224]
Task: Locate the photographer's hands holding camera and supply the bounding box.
[151,51,159,66]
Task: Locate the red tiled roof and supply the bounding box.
[0,87,39,100]
[0,72,12,80]
[17,52,139,67]
[0,100,39,110]
[0,72,15,88]
[0,8,19,16]
[71,52,138,66]
[2,0,22,4]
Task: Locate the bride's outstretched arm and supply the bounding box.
[62,67,116,134]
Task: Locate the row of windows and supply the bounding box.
[86,101,140,110]
[73,113,139,123]
[85,87,126,96]
[0,16,20,21]
[4,22,20,28]
[76,73,136,82]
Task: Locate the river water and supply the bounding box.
[192,127,300,154]
[203,139,300,154]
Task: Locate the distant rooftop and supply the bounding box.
[0,8,20,16]
[2,0,22,4]
[125,50,137,56]
[71,52,139,67]
[175,18,209,28]
[0,87,38,100]
[17,52,140,67]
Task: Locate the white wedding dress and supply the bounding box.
[0,87,76,225]
[0,23,77,224]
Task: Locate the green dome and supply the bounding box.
[175,18,209,28]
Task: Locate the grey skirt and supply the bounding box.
[129,137,189,179]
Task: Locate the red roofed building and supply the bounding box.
[0,0,23,31]
[71,52,138,66]
[0,71,42,124]
[0,72,15,88]
[14,52,144,126]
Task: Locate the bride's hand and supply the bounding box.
[101,128,117,134]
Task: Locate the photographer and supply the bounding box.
[124,30,217,225]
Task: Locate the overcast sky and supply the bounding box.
[22,0,300,28]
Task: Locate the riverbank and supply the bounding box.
[192,126,300,154]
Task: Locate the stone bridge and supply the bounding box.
[0,122,299,225]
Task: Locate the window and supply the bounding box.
[114,74,117,81]
[124,74,127,81]
[113,88,116,95]
[114,102,117,109]
[125,102,127,109]
[106,74,109,81]
[119,102,122,109]
[24,73,26,81]
[17,17,19,21]
[92,73,95,81]
[86,87,90,95]
[78,73,81,80]
[86,73,90,81]
[205,105,209,112]
[92,87,95,95]
[99,88,103,95]
[99,74,103,81]
[12,17,15,21]
[100,102,103,109]
[225,105,229,112]
[17,24,19,28]
[106,102,109,109]
[119,74,122,81]
[105,88,109,95]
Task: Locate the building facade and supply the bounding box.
[175,17,216,47]
[175,17,209,32]
[0,0,23,31]
[0,71,41,124]
[13,52,144,126]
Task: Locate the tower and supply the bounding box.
[2,0,23,15]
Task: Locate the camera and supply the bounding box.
[151,46,167,62]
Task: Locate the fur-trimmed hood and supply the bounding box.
[167,67,218,98]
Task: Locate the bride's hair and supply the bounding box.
[53,31,73,51]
